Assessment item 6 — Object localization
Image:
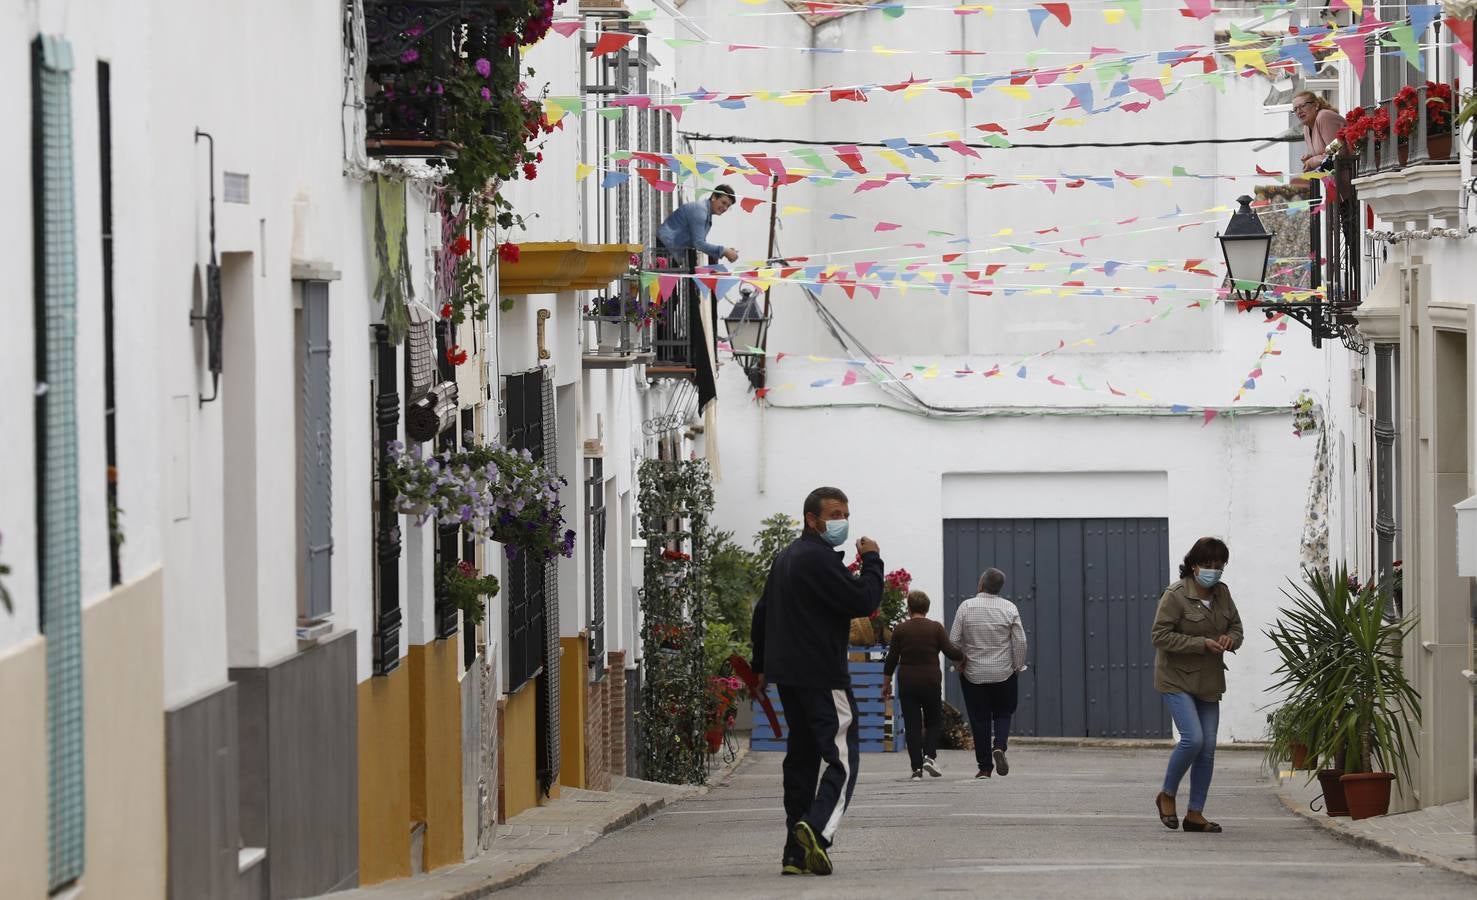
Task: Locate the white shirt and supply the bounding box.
[948,592,1028,685]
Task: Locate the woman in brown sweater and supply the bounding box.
[883,591,966,779]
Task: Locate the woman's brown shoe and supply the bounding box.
[1155,792,1179,830]
[1182,818,1222,833]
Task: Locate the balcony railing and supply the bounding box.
[641,248,714,377]
[584,273,654,359]
[362,0,518,157]
[1352,82,1460,178]
[1311,156,1361,309]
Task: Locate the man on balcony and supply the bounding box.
[656,184,740,265]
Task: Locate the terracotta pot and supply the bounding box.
[1340,772,1395,820]
[1290,743,1313,771]
[1428,132,1452,160]
[1317,769,1350,817]
[1397,141,1410,166]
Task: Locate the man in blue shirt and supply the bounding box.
[656,184,739,264]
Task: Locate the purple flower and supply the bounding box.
[400,48,420,64]
[406,24,425,38]
[503,544,520,561]
[480,87,492,101]
[475,57,492,78]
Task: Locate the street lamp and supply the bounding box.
[1217,195,1273,303]
[723,286,771,390]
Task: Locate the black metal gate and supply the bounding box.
[942,518,1171,739]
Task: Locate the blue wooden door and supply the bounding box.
[942,518,1170,739]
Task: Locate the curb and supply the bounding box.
[442,753,748,898]
[1275,783,1477,880]
[1005,736,1270,752]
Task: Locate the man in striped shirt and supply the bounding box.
[948,567,1028,779]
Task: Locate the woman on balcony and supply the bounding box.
[1294,91,1346,171]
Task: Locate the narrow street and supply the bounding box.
[503,746,1474,898]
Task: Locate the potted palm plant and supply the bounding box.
[1268,566,1420,820]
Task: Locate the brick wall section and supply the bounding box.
[606,651,627,778]
[584,660,611,791]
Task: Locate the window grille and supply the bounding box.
[33,34,86,892]
[503,369,546,693]
[539,374,561,793]
[300,281,334,623]
[586,457,607,671]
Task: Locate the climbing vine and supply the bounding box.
[637,458,715,785]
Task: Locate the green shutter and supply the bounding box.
[33,33,86,892]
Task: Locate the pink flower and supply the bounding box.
[400,49,419,64]
[480,87,491,101]
[475,57,492,78]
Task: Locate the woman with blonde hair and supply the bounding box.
[1293,90,1346,170]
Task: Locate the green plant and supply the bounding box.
[753,513,801,573]
[1265,565,1420,781]
[1456,88,1477,128]
[704,530,761,644]
[703,621,749,681]
[1263,699,1317,773]
[438,560,499,626]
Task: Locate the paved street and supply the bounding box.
[503,746,1474,899]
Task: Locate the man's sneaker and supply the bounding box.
[911,769,924,780]
[993,747,1010,776]
[975,768,992,778]
[922,756,943,777]
[792,821,833,876]
[781,856,806,876]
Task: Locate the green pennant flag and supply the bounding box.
[1203,72,1227,93]
[1172,165,1191,177]
[1389,24,1421,67]
[1233,278,1262,292]
[980,134,1012,148]
[664,38,703,49]
[631,8,656,20]
[597,107,625,121]
[926,230,955,237]
[1008,244,1035,254]
[1157,307,1175,319]
[792,148,829,172]
[883,4,905,18]
[1077,376,1091,391]
[1121,0,1142,27]
[548,96,584,116]
[1228,23,1260,44]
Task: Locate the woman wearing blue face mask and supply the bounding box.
[1150,536,1242,834]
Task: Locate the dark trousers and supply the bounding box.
[897,683,943,771]
[777,684,861,850]
[960,673,1019,771]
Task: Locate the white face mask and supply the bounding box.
[821,518,849,547]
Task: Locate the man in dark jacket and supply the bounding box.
[751,486,883,877]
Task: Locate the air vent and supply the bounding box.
[223,171,250,204]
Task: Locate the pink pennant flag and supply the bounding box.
[875,222,901,232]
[842,370,858,387]
[657,274,680,302]
[862,284,881,299]
[1335,36,1368,80]
[945,140,980,158]
[1128,78,1166,101]
[1202,409,1219,426]
[854,262,874,276]
[1448,17,1475,64]
[1048,374,1067,386]
[1181,0,1213,18]
[551,20,582,38]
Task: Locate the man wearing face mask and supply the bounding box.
[750,486,883,877]
[1150,536,1243,835]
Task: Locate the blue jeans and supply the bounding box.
[1161,692,1219,812]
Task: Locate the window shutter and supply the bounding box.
[540,372,561,791]
[33,33,86,892]
[302,282,333,622]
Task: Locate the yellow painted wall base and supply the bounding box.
[559,636,588,789]
[0,634,47,898]
[358,666,411,885]
[408,641,464,871]
[499,681,538,820]
[84,569,167,899]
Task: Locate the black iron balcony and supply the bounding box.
[641,248,715,379]
[362,0,519,157]
[1352,81,1459,178]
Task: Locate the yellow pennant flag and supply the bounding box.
[575,162,594,181]
[902,85,929,101]
[922,366,940,380]
[543,99,566,125]
[674,154,699,174]
[1103,8,1126,24]
[994,227,1014,236]
[877,149,911,172]
[1232,48,1270,75]
[1026,262,1047,272]
[780,205,809,216]
[1055,117,1088,127]
[872,45,903,56]
[776,92,812,107]
[995,84,1031,100]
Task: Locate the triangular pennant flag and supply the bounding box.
[590,32,636,58]
[550,20,582,38]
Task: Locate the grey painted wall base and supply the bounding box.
[166,681,242,900]
[230,630,358,899]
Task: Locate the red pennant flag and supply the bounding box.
[973,122,1010,134]
[1255,164,1284,177]
[1042,3,1072,26]
[1203,408,1219,426]
[985,264,1007,276]
[939,86,974,99]
[829,87,868,102]
[739,197,765,213]
[834,145,868,174]
[590,32,636,57]
[1023,117,1055,132]
[1108,383,1126,397]
[1447,17,1475,63]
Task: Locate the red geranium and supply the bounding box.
[498,242,521,263]
[446,344,468,366]
[457,560,477,577]
[1426,80,1453,132]
[450,235,472,257]
[522,163,538,180]
[661,548,691,562]
[440,302,454,319]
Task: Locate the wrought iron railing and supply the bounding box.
[362,0,518,156]
[641,248,710,372]
[1311,156,1361,309]
[584,273,653,357]
[1352,82,1460,178]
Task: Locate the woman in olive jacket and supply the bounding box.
[1150,537,1243,834]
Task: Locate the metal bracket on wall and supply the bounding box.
[537,309,551,361]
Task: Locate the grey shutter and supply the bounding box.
[302,282,333,621]
[33,34,86,891]
[541,371,561,788]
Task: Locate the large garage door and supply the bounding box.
[942,518,1171,739]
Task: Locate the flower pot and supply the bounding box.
[1428,132,1452,161]
[1397,141,1410,166]
[1340,772,1395,820]
[1317,769,1350,817]
[596,319,622,353]
[1290,743,1313,771]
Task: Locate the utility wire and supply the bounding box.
[682,132,1300,150]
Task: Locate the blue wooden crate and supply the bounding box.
[749,645,902,752]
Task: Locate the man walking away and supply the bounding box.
[883,591,965,779]
[948,568,1027,779]
[751,487,883,876]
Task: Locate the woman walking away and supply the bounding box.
[883,591,965,780]
[1151,537,1244,834]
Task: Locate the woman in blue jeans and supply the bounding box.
[1150,537,1243,834]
